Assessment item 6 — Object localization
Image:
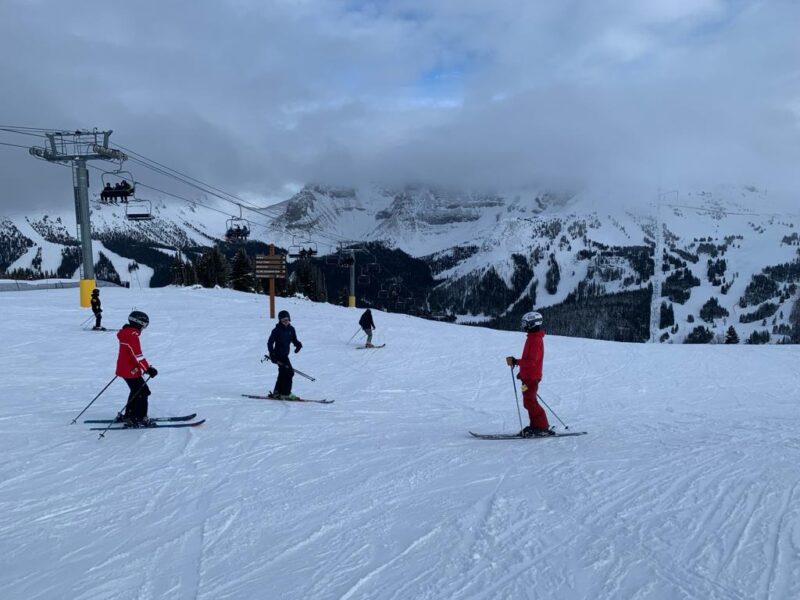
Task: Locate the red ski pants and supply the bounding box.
[521,379,549,429]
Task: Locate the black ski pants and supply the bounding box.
[273,358,294,396]
[93,311,102,328]
[124,376,151,419]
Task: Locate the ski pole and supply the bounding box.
[510,365,523,430]
[348,328,363,343]
[70,375,118,424]
[80,314,94,327]
[537,392,569,430]
[261,355,316,381]
[290,366,316,382]
[98,376,152,439]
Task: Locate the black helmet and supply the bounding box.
[521,311,543,331]
[91,288,100,296]
[278,310,290,321]
[128,310,149,329]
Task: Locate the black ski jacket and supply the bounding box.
[268,323,301,360]
[359,311,375,330]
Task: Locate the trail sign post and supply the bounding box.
[255,246,286,318]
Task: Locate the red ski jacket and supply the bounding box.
[517,330,544,382]
[116,325,150,378]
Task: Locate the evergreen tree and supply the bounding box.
[724,325,739,344]
[195,245,228,288]
[171,252,198,286]
[545,254,560,295]
[685,325,714,344]
[659,301,674,328]
[230,249,255,292]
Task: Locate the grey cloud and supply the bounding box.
[0,0,797,213]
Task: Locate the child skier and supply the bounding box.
[267,310,303,399]
[358,308,376,348]
[115,310,158,427]
[90,288,104,330]
[506,311,554,437]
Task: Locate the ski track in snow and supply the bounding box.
[1,287,799,599]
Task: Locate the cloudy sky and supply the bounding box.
[1,0,798,211]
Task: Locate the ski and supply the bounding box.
[90,419,206,431]
[84,413,197,424]
[241,394,334,404]
[355,344,386,349]
[469,431,587,440]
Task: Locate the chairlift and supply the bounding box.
[288,236,318,258]
[338,254,355,267]
[377,284,389,299]
[358,273,370,285]
[99,170,136,203]
[225,220,250,242]
[125,199,154,221]
[366,261,380,274]
[325,253,339,266]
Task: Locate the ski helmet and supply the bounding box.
[91,288,100,296]
[128,310,150,329]
[521,311,543,331]
[278,310,291,321]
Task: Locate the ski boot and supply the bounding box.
[531,427,556,437]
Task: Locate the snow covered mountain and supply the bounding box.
[2,184,799,343]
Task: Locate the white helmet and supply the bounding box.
[521,311,543,331]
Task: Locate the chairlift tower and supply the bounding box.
[339,244,370,308]
[29,129,127,307]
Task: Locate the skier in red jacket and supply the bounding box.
[116,310,158,427]
[506,311,554,437]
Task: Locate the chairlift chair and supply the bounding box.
[338,254,355,267]
[99,170,136,203]
[125,199,155,221]
[225,219,250,243]
[288,238,318,258]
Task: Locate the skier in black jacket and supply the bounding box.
[267,310,303,399]
[358,309,376,348]
[90,288,104,330]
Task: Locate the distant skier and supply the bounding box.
[90,288,104,330]
[115,310,158,427]
[358,308,376,348]
[506,311,554,437]
[267,310,303,399]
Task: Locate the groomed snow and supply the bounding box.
[1,287,798,599]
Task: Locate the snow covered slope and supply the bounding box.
[1,287,799,599]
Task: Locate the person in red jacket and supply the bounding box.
[506,311,554,437]
[116,310,158,427]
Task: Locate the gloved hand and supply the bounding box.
[269,352,278,364]
[294,341,302,354]
[146,366,158,378]
[505,356,517,367]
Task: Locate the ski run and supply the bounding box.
[1,286,799,599]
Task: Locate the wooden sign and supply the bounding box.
[255,254,286,279]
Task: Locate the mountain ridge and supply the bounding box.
[1,183,798,344]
